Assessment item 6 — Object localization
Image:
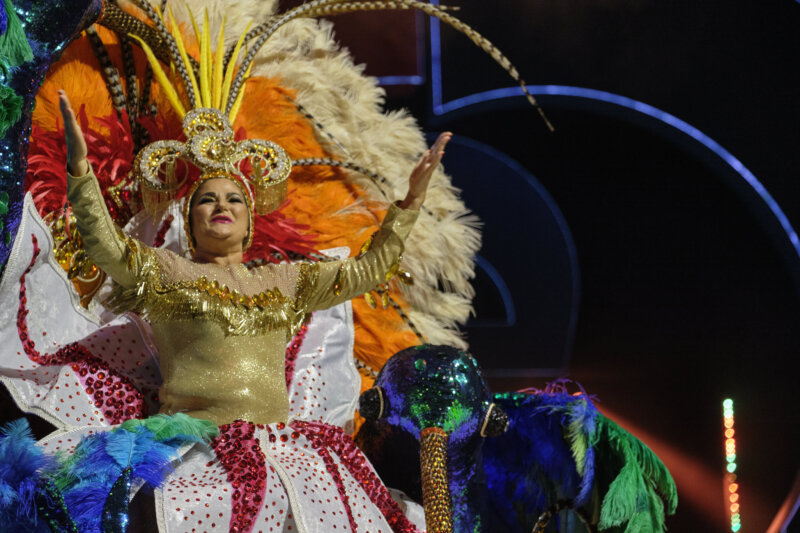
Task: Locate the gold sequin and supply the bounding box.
[420,427,454,533]
[364,291,377,309]
[332,264,345,296]
[381,288,389,308]
[397,269,414,285]
[358,233,375,257]
[384,261,400,282]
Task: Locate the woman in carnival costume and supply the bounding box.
[55,85,447,531]
[0,0,677,532]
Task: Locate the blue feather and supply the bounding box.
[56,415,211,531]
[483,388,602,532]
[0,419,56,529]
[104,429,139,470]
[0,415,214,531]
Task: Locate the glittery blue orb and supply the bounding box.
[374,344,492,441]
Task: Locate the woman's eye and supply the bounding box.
[229,197,243,203]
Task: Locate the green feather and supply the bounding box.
[119,413,219,442]
[565,398,596,476]
[598,454,645,528]
[0,84,22,136]
[595,416,677,532]
[0,0,33,67]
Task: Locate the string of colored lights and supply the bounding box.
[723,398,741,532]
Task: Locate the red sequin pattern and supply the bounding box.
[211,420,268,533]
[293,421,421,533]
[17,235,147,424]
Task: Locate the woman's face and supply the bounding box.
[189,178,250,256]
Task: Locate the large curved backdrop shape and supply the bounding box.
[431,86,800,294]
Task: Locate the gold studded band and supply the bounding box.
[419,426,454,533]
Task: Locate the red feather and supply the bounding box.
[26,106,136,223]
[246,205,318,264]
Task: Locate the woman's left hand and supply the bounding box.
[398,132,452,210]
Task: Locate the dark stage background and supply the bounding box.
[289,0,800,531]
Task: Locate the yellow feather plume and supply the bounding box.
[200,10,212,107]
[128,34,186,117]
[222,21,252,113]
[168,7,201,106]
[212,17,226,108]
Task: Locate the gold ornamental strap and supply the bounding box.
[420,426,454,533]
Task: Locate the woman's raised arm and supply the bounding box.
[296,133,451,312]
[59,91,143,288]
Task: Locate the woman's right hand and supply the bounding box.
[58,90,89,176]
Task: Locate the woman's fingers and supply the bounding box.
[431,131,451,157]
[399,132,452,210]
[412,132,451,181]
[59,91,81,141]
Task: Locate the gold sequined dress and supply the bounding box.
[54,168,425,532]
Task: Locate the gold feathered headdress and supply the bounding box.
[129,7,292,252]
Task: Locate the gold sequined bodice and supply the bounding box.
[67,168,417,425]
[112,250,313,424]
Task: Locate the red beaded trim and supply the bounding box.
[152,214,174,247]
[17,235,147,424]
[292,421,421,533]
[284,322,309,390]
[210,420,267,533]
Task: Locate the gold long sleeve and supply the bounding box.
[296,204,419,313]
[67,167,143,288]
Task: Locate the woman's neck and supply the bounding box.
[192,249,244,266]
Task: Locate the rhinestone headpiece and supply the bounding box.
[135,108,292,216]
